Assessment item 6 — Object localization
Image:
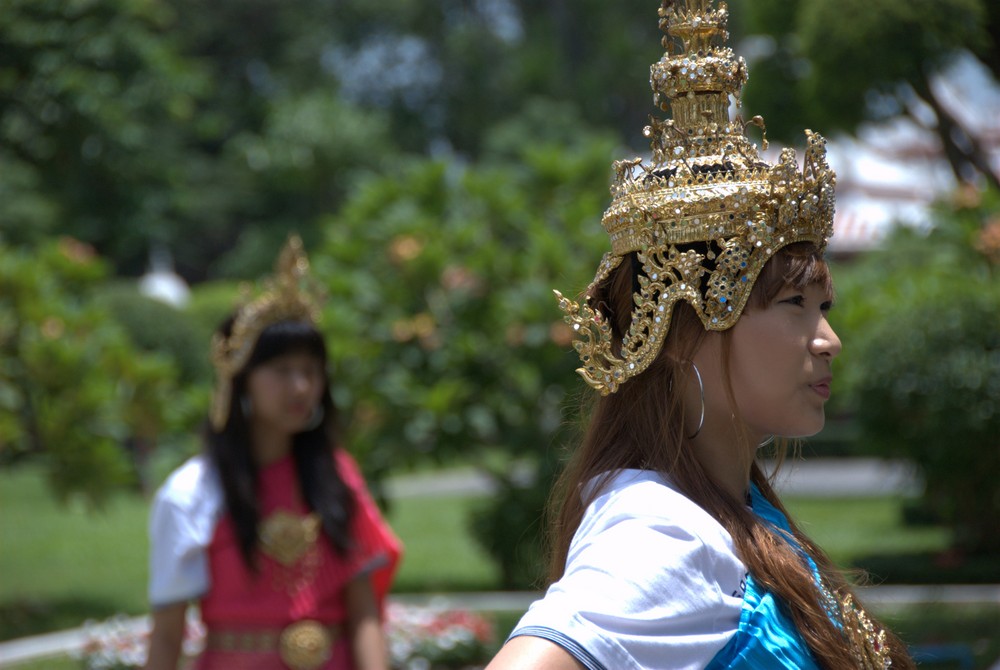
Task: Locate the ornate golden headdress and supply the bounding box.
[556,0,836,394]
[210,235,322,430]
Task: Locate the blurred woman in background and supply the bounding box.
[144,237,400,670]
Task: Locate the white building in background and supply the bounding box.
[820,53,1000,257]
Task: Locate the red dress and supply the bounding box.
[193,449,401,669]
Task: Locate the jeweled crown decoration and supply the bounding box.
[556,0,836,395]
[210,235,322,430]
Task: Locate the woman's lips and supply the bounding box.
[810,376,832,400]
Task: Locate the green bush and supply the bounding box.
[835,188,1000,554]
[98,283,211,384]
[0,239,182,504]
[184,280,243,339]
[468,454,561,590]
[314,105,616,583]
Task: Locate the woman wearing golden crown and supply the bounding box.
[487,2,914,669]
[143,237,401,670]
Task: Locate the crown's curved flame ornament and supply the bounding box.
[210,236,323,430]
[555,0,836,395]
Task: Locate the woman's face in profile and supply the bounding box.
[696,280,841,441]
[731,281,841,439]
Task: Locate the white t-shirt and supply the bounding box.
[510,469,746,670]
[147,455,224,608]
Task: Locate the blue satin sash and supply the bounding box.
[704,485,822,670]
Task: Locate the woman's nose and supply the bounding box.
[290,370,314,393]
[810,317,842,360]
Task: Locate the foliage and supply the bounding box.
[0,0,753,281]
[0,0,396,279]
[301,0,680,154]
[9,0,995,281]
[310,105,618,583]
[0,239,181,504]
[468,454,559,590]
[833,187,1000,554]
[97,284,211,385]
[315,104,614,472]
[0,0,208,265]
[743,0,998,188]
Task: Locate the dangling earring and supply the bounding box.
[304,405,325,432]
[240,395,252,418]
[688,362,705,440]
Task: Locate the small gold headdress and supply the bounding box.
[556,0,836,394]
[210,235,322,430]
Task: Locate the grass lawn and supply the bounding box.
[3,463,998,668]
[0,464,499,640]
[784,497,951,570]
[0,467,150,638]
[387,495,498,593]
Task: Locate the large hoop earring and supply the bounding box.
[304,405,325,432]
[688,362,705,440]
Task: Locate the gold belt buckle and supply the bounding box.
[278,620,333,670]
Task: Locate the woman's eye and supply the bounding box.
[781,295,805,307]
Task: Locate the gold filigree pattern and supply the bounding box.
[279,620,334,670]
[841,594,893,669]
[258,510,321,567]
[556,0,836,395]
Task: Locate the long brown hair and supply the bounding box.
[548,242,914,669]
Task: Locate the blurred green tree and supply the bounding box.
[0,0,398,279]
[0,239,184,503]
[742,0,999,189]
[0,0,751,282]
[833,187,1000,554]
[0,0,207,266]
[317,102,616,467]
[314,103,617,585]
[319,0,752,155]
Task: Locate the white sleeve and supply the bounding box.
[147,457,223,609]
[510,473,746,670]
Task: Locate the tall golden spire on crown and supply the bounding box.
[653,0,745,131]
[555,0,837,395]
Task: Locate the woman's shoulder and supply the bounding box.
[330,445,369,490]
[573,469,746,590]
[513,470,746,669]
[584,470,738,549]
[153,454,221,511]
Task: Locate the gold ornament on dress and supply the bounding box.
[209,235,323,430]
[278,620,335,670]
[555,0,836,394]
[258,510,321,567]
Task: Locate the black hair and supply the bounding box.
[206,318,356,570]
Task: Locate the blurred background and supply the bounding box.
[1,0,999,667]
